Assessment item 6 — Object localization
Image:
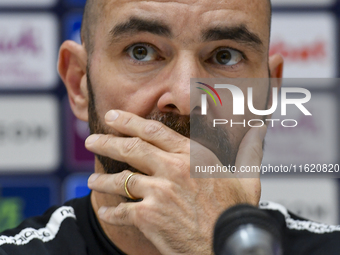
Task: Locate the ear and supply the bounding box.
[269,53,284,79]
[266,53,284,117]
[58,40,88,122]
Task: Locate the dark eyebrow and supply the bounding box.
[202,25,264,51]
[109,17,172,42]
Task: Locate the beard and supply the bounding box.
[86,71,237,174]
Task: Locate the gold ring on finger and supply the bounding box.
[124,172,139,200]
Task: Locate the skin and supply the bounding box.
[58,0,284,254]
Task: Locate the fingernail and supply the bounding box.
[98,206,108,217]
[88,173,100,184]
[86,134,100,145]
[105,110,119,122]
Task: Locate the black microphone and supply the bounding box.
[213,204,283,255]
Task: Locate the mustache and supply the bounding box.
[146,112,235,167]
[146,112,190,138]
[91,110,235,173]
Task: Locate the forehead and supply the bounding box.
[101,0,268,15]
[96,0,269,47]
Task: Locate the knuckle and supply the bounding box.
[158,180,175,195]
[114,204,129,221]
[144,121,164,137]
[179,138,190,152]
[171,157,190,178]
[148,180,161,191]
[150,179,176,198]
[135,203,146,218]
[134,202,150,224]
[121,169,131,177]
[100,136,112,148]
[121,115,133,128]
[116,170,130,187]
[122,137,143,155]
[127,174,138,190]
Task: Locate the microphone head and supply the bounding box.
[213,204,282,255]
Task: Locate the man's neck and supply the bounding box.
[91,190,161,255]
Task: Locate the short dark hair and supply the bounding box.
[80,0,272,56]
[80,0,103,56]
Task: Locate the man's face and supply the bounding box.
[86,0,271,173]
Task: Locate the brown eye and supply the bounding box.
[212,48,243,66]
[127,44,158,62]
[133,46,148,60]
[216,50,232,65]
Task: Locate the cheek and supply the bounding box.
[248,87,270,114]
[91,78,161,120]
[89,53,165,118]
[210,86,268,150]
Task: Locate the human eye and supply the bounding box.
[126,43,160,62]
[210,47,244,66]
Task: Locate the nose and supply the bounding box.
[157,51,207,116]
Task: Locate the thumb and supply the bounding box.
[234,125,267,178]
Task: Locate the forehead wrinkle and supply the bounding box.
[94,0,270,53]
[104,0,198,6]
[102,0,197,47]
[98,0,269,29]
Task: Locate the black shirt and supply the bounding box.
[259,201,340,255]
[1,195,340,255]
[0,194,124,255]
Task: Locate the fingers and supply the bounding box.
[232,125,266,205]
[89,172,141,226]
[90,173,177,228]
[235,125,267,178]
[104,110,189,153]
[85,110,191,177]
[98,202,136,226]
[85,134,171,176]
[88,171,147,199]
